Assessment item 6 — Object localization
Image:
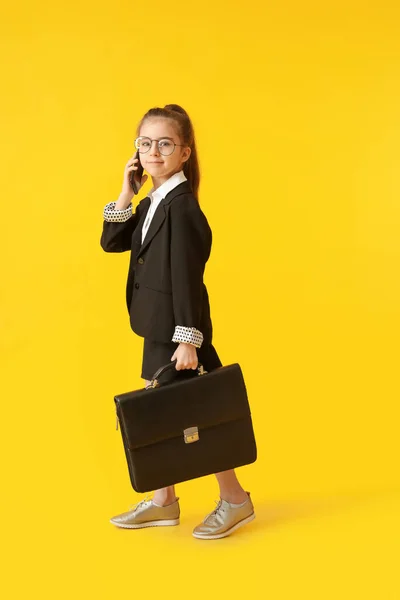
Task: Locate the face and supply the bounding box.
[137,118,191,181]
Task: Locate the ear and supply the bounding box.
[181,146,191,163]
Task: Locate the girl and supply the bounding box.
[101,104,255,539]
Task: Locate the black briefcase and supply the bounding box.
[114,360,257,493]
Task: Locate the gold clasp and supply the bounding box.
[184,426,199,443]
[146,379,159,389]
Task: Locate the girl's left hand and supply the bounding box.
[171,343,198,370]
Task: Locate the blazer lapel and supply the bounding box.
[138,202,166,256]
[137,180,192,258]
[131,196,150,259]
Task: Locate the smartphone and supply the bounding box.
[129,150,144,195]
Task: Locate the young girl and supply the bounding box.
[101,104,255,539]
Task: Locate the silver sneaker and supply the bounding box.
[192,492,255,539]
[110,495,180,529]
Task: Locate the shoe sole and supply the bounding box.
[110,518,180,529]
[192,512,256,539]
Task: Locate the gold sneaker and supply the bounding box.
[110,495,180,529]
[192,491,255,540]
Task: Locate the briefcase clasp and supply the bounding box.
[184,426,199,443]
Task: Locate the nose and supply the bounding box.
[149,140,160,156]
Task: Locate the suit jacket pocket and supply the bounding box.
[144,283,172,295]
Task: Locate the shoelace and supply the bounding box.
[203,499,226,522]
[128,494,153,512]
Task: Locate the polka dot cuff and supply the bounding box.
[172,326,204,348]
[103,201,133,223]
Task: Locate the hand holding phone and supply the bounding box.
[123,151,148,196]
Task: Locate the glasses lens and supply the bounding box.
[135,137,151,153]
[158,139,175,155]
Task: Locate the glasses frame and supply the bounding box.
[134,136,185,156]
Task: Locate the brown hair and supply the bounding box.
[136,104,200,201]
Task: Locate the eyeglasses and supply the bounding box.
[134,136,185,156]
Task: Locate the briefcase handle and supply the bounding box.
[146,360,208,389]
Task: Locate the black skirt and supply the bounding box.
[141,338,222,384]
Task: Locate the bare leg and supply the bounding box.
[143,378,178,507]
[214,469,249,504]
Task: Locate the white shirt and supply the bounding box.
[141,170,187,244]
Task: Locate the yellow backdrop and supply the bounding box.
[1,1,399,598]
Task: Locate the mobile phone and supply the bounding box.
[129,150,144,195]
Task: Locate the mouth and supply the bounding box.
[148,161,164,164]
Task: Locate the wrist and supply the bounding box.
[115,193,133,209]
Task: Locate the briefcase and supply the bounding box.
[114,360,257,493]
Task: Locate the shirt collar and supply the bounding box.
[147,170,187,203]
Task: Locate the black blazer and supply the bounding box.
[100,180,214,345]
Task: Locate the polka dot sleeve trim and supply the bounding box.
[172,326,204,348]
[103,201,133,223]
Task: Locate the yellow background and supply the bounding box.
[1,1,399,598]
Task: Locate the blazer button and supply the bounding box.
[135,282,140,289]
[138,257,144,264]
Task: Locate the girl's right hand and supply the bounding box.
[121,154,148,196]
